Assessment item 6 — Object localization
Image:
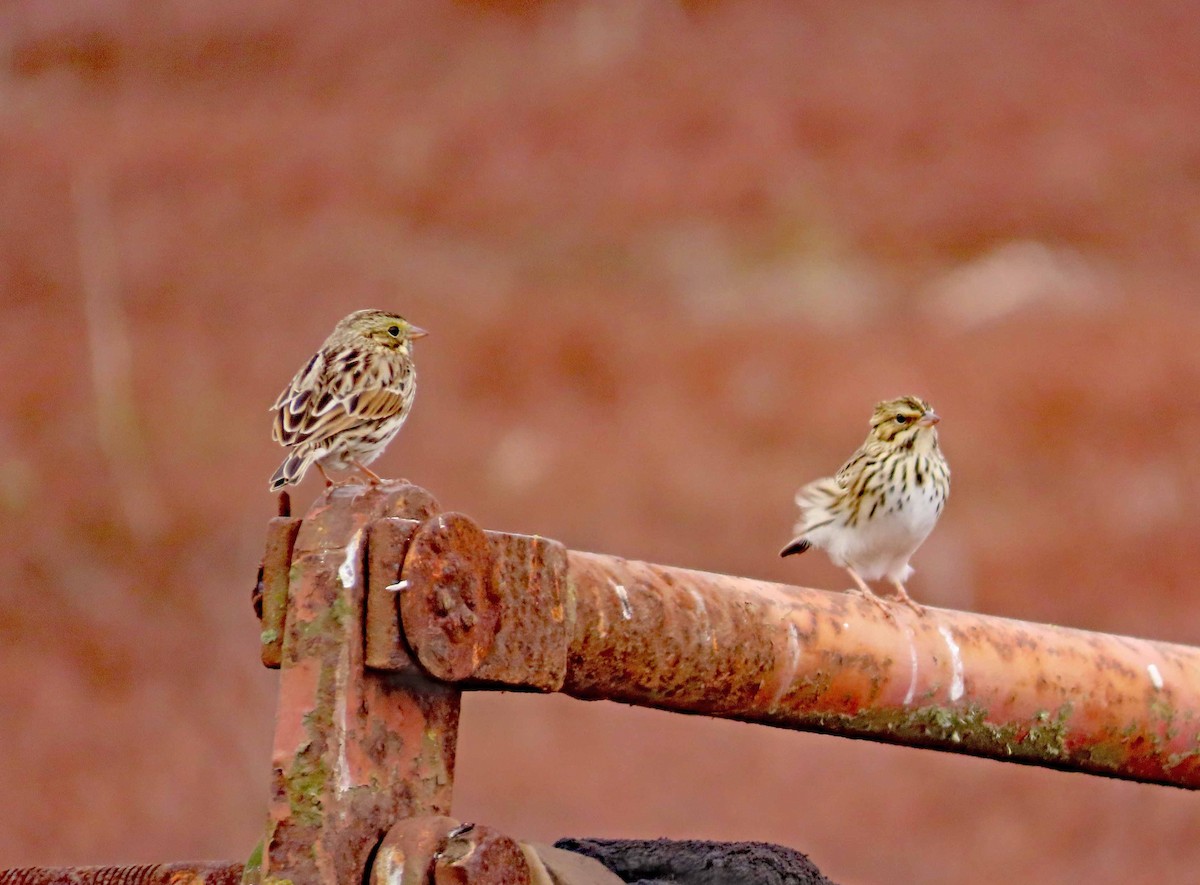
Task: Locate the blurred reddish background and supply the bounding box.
[4,2,1200,882]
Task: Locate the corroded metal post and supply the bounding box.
[385,515,1200,789]
[248,486,622,885]
[248,482,459,885]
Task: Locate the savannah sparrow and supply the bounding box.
[780,396,949,613]
[269,309,427,491]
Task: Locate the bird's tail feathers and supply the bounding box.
[779,537,811,558]
[781,477,842,557]
[270,449,314,491]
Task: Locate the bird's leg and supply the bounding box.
[888,578,925,615]
[845,567,893,617]
[352,459,384,486]
[315,462,334,488]
[317,462,359,489]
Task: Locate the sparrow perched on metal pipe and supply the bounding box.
[781,396,950,613]
[269,309,427,490]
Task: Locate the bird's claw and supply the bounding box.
[888,581,926,615]
[846,586,895,619]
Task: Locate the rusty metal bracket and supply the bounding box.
[257,515,301,669]
[364,510,566,690]
[249,481,456,885]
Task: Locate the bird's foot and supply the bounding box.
[315,463,335,488]
[846,585,894,619]
[843,568,894,618]
[352,460,385,486]
[889,580,925,615]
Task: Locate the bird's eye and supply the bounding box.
[895,415,910,425]
[387,325,401,337]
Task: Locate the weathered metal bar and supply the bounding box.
[257,515,301,669]
[388,518,1200,789]
[560,553,1200,786]
[249,483,460,885]
[0,863,244,885]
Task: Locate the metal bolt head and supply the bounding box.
[399,513,501,681]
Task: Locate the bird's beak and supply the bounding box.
[407,324,429,339]
[917,411,940,427]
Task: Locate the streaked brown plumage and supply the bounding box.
[269,309,426,491]
[780,396,950,614]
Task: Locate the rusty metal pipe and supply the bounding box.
[389,516,1200,789]
[560,552,1200,786]
[0,863,244,885]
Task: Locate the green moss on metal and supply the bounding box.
[296,593,353,644]
[1083,738,1128,771]
[241,840,263,885]
[261,627,280,645]
[1149,695,1178,741]
[278,590,356,824]
[799,699,1200,778]
[1085,699,1200,773]
[424,726,452,788]
[1025,707,1071,759]
[804,701,1074,763]
[283,710,337,828]
[1165,734,1200,770]
[785,669,834,708]
[285,749,331,827]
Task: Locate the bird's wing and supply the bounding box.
[272,348,409,447]
[833,443,875,489]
